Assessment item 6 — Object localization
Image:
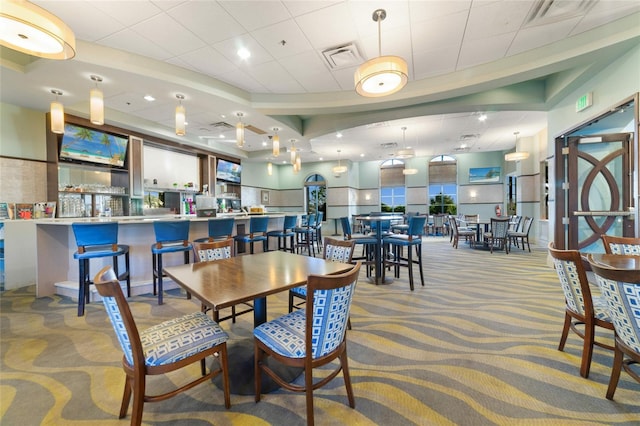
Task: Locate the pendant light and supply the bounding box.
[175,94,185,136]
[354,9,408,97]
[236,113,245,147]
[267,162,273,176]
[272,128,280,156]
[504,131,529,161]
[402,165,418,175]
[89,75,104,125]
[332,150,347,174]
[0,0,76,60]
[290,139,297,164]
[295,154,301,171]
[49,89,64,134]
[395,126,414,158]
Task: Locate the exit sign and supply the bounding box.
[576,92,593,112]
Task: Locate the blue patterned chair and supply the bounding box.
[548,243,614,378]
[192,239,253,323]
[588,258,640,399]
[382,215,427,291]
[72,222,130,316]
[254,262,361,426]
[601,235,640,255]
[93,265,230,426]
[151,220,192,305]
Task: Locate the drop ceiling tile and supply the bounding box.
[457,32,515,69]
[219,0,292,31]
[408,0,472,22]
[130,13,206,57]
[213,34,273,66]
[247,61,303,93]
[177,46,237,77]
[98,28,173,62]
[294,2,358,49]
[90,1,163,28]
[508,19,578,56]
[167,2,246,44]
[216,69,267,93]
[465,1,532,39]
[283,0,342,17]
[252,19,314,59]
[411,11,467,51]
[412,47,458,80]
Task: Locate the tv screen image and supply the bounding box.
[216,159,241,183]
[60,124,129,168]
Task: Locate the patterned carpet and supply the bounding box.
[1,237,638,425]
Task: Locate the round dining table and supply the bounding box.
[586,253,640,271]
[356,215,404,284]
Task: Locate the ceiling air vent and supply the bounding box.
[380,142,397,149]
[245,125,266,135]
[524,0,598,27]
[209,121,234,130]
[322,43,363,70]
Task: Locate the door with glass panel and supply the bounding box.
[556,133,633,252]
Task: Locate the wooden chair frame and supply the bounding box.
[449,215,475,249]
[255,262,361,426]
[601,235,640,254]
[94,266,230,426]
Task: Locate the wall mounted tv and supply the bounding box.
[216,158,241,183]
[59,123,129,168]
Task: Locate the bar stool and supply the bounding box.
[312,211,324,252]
[72,222,130,317]
[382,215,427,291]
[195,218,235,244]
[151,220,192,305]
[294,213,316,257]
[266,215,297,252]
[233,216,269,254]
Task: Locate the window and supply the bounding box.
[304,174,326,217]
[428,155,457,214]
[380,159,406,213]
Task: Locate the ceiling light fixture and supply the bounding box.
[267,162,273,176]
[332,149,347,174]
[402,166,418,175]
[354,9,408,97]
[395,126,415,159]
[49,89,64,134]
[504,131,529,162]
[236,113,244,148]
[0,0,76,60]
[175,94,185,136]
[290,139,297,165]
[272,129,280,156]
[89,75,104,126]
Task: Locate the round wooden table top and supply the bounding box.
[586,253,640,271]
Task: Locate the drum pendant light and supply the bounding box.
[236,113,244,148]
[175,94,185,136]
[89,75,104,125]
[50,89,64,134]
[272,129,280,156]
[505,132,529,161]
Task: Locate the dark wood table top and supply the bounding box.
[586,253,640,271]
[163,251,353,312]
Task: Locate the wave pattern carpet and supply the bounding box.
[1,237,638,425]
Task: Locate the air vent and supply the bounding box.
[209,121,233,130]
[321,43,363,70]
[245,125,266,135]
[524,0,597,27]
[380,142,397,149]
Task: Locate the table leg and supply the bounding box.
[366,224,393,284]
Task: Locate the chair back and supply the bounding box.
[490,217,510,238]
[72,222,119,252]
[432,214,444,227]
[371,220,390,233]
[521,217,534,235]
[153,220,190,247]
[408,215,427,238]
[249,216,270,235]
[340,217,353,239]
[464,214,479,223]
[193,239,234,262]
[548,242,595,318]
[306,262,361,359]
[449,215,459,236]
[601,235,640,255]
[207,218,235,240]
[588,258,640,354]
[303,213,316,229]
[282,215,298,231]
[509,215,522,232]
[94,266,142,367]
[323,237,355,263]
[314,211,324,226]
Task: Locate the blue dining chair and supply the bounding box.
[151,220,192,305]
[340,216,376,277]
[72,222,130,316]
[267,215,298,252]
[382,215,427,291]
[234,216,269,254]
[195,218,235,243]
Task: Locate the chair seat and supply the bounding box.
[290,285,307,297]
[74,244,129,260]
[151,242,193,254]
[351,235,378,245]
[592,295,612,321]
[254,309,307,358]
[383,235,422,246]
[267,230,295,237]
[234,235,267,242]
[140,311,229,366]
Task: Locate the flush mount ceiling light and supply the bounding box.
[175,94,185,136]
[332,149,347,174]
[236,113,244,148]
[0,0,76,59]
[354,9,408,97]
[504,131,530,162]
[49,89,64,134]
[395,126,414,159]
[89,75,103,126]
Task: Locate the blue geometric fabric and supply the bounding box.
[195,245,232,262]
[593,275,640,354]
[607,243,640,255]
[552,257,610,321]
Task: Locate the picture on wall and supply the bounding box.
[469,167,501,183]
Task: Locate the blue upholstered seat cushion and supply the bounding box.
[255,309,307,358]
[290,285,307,297]
[140,311,228,366]
[383,234,422,246]
[74,244,129,260]
[233,234,267,242]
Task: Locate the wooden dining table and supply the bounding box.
[356,215,404,284]
[163,250,354,394]
[586,253,640,271]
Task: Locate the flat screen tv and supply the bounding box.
[216,158,241,183]
[59,123,129,168]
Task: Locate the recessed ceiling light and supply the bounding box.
[262,141,267,146]
[360,153,365,157]
[143,94,155,101]
[219,134,224,138]
[478,113,487,121]
[336,132,342,138]
[237,48,250,59]
[319,157,323,161]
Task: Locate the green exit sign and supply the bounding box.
[576,92,593,112]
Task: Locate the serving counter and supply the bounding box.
[32,214,298,298]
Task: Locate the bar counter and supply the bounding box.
[32,213,300,298]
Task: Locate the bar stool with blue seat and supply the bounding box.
[195,218,235,244]
[294,213,316,257]
[312,211,324,252]
[151,220,192,305]
[382,215,427,291]
[234,216,269,254]
[267,215,297,252]
[340,216,377,277]
[72,222,130,317]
